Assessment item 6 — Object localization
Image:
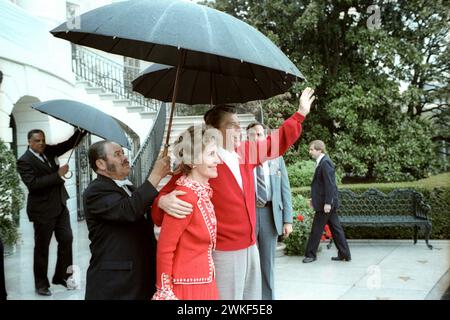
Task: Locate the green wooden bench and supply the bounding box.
[327,188,432,250]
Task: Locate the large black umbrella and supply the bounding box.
[32,99,131,150]
[132,63,295,105]
[50,0,304,154]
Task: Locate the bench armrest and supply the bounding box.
[416,200,431,220]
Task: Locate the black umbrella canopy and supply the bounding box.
[32,99,131,149]
[50,0,304,82]
[132,63,295,105]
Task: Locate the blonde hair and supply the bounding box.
[309,140,326,153]
[172,124,221,175]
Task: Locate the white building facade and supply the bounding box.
[0,0,158,222]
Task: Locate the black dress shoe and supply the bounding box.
[52,277,78,290]
[302,257,317,263]
[36,287,52,296]
[52,279,67,288]
[331,256,351,261]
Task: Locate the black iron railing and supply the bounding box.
[71,45,159,112]
[75,134,92,221]
[129,102,167,186]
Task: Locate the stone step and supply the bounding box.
[98,93,118,100]
[112,99,131,107]
[126,105,145,113]
[85,87,104,94]
[75,80,92,88]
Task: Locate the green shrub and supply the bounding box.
[292,173,450,240]
[0,139,24,246]
[288,159,343,188]
[283,194,322,256]
[287,160,315,187]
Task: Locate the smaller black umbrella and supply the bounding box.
[32,100,131,164]
[132,63,295,105]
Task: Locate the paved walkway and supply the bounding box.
[4,216,450,300]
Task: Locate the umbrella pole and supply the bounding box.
[63,129,85,179]
[163,49,186,157]
[210,72,215,106]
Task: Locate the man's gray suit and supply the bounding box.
[255,156,293,300]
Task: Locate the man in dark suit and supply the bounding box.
[83,140,170,300]
[303,140,351,263]
[17,128,86,296]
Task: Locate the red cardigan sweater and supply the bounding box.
[153,112,305,251]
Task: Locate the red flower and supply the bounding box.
[297,214,304,222]
[324,224,332,238]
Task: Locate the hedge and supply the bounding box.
[0,139,24,246]
[291,173,450,240]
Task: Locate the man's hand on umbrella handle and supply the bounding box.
[297,87,315,117]
[148,156,171,188]
[324,204,332,213]
[76,128,87,136]
[158,190,193,218]
[58,164,69,177]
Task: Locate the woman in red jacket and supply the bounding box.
[152,125,221,300]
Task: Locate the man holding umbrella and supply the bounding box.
[83,141,170,300]
[17,128,86,296]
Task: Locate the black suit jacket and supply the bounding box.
[311,154,339,212]
[83,174,159,300]
[16,130,84,222]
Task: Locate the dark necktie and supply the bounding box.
[256,165,268,207]
[40,153,51,167]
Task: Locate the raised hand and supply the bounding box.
[297,87,315,117]
[148,156,171,187]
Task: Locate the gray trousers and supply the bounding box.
[213,244,262,300]
[256,206,278,300]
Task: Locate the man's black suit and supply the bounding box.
[83,174,158,300]
[305,155,351,259]
[16,130,85,289]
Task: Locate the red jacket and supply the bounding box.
[153,112,305,251]
[154,183,216,288]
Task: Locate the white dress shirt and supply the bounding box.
[113,178,133,197]
[29,148,49,164]
[217,147,243,190]
[316,154,325,168]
